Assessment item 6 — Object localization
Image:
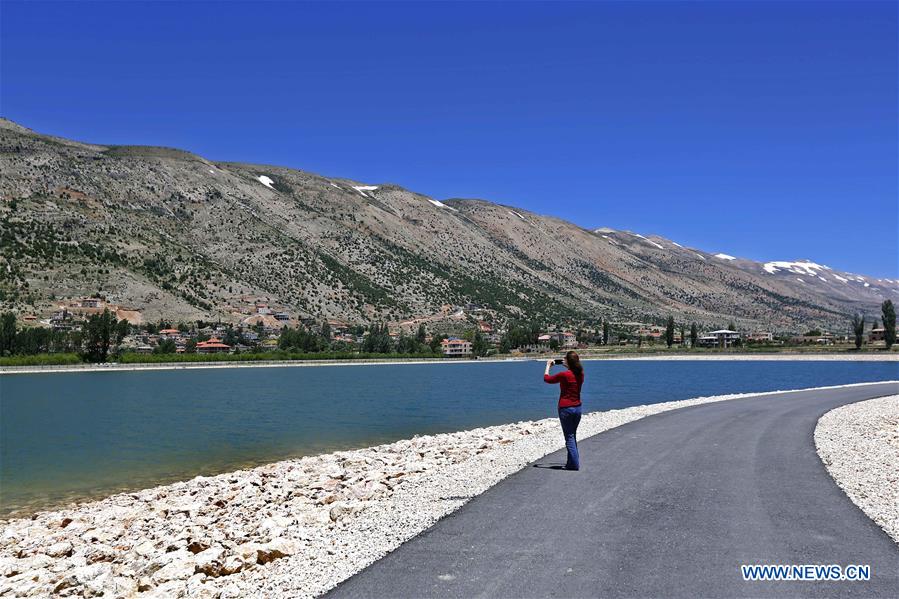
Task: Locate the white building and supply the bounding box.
[697,329,741,348]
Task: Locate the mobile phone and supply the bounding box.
[553,358,564,365]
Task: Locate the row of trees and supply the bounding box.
[4,301,896,363]
[851,300,896,350]
[279,322,451,356]
[0,309,128,362]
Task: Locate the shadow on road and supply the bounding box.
[532,463,568,470]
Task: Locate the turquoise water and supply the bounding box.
[1,360,896,517]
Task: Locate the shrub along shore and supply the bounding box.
[2,349,897,373]
[0,351,444,368]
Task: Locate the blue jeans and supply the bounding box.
[558,406,582,470]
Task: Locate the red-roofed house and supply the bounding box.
[196,338,231,354]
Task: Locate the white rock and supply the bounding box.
[193,545,226,577]
[44,540,73,558]
[150,550,195,584]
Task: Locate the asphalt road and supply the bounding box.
[326,382,899,598]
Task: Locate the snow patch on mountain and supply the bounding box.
[509,210,526,220]
[631,233,664,250]
[352,185,378,198]
[715,253,736,261]
[762,260,830,276]
[257,175,275,190]
[429,198,457,211]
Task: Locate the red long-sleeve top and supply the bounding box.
[544,369,584,408]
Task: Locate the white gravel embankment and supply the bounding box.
[815,395,899,545]
[1,351,895,376]
[0,382,893,598]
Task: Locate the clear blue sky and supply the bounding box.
[2,1,896,277]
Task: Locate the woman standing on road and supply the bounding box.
[544,351,585,470]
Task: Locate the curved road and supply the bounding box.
[327,382,899,598]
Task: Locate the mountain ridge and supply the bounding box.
[1,119,895,332]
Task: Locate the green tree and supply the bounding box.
[679,324,686,346]
[84,309,114,363]
[501,321,539,350]
[882,300,896,349]
[602,321,610,346]
[690,322,698,347]
[0,312,16,356]
[665,315,675,348]
[223,328,240,347]
[851,314,866,350]
[321,320,332,342]
[429,334,448,354]
[361,323,392,354]
[395,334,417,354]
[727,321,736,332]
[153,339,177,354]
[416,323,427,344]
[472,330,488,356]
[185,339,197,354]
[115,319,130,344]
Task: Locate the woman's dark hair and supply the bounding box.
[565,350,583,378]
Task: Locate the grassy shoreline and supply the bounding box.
[1,348,897,374]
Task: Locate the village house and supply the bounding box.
[745,331,774,343]
[697,329,741,348]
[49,308,77,331]
[635,326,664,340]
[195,338,231,354]
[869,328,886,343]
[540,331,578,348]
[636,326,683,344]
[79,298,103,309]
[327,319,350,336]
[790,332,836,345]
[441,337,472,357]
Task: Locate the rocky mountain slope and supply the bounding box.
[1,118,895,332]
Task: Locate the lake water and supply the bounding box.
[1,360,896,518]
